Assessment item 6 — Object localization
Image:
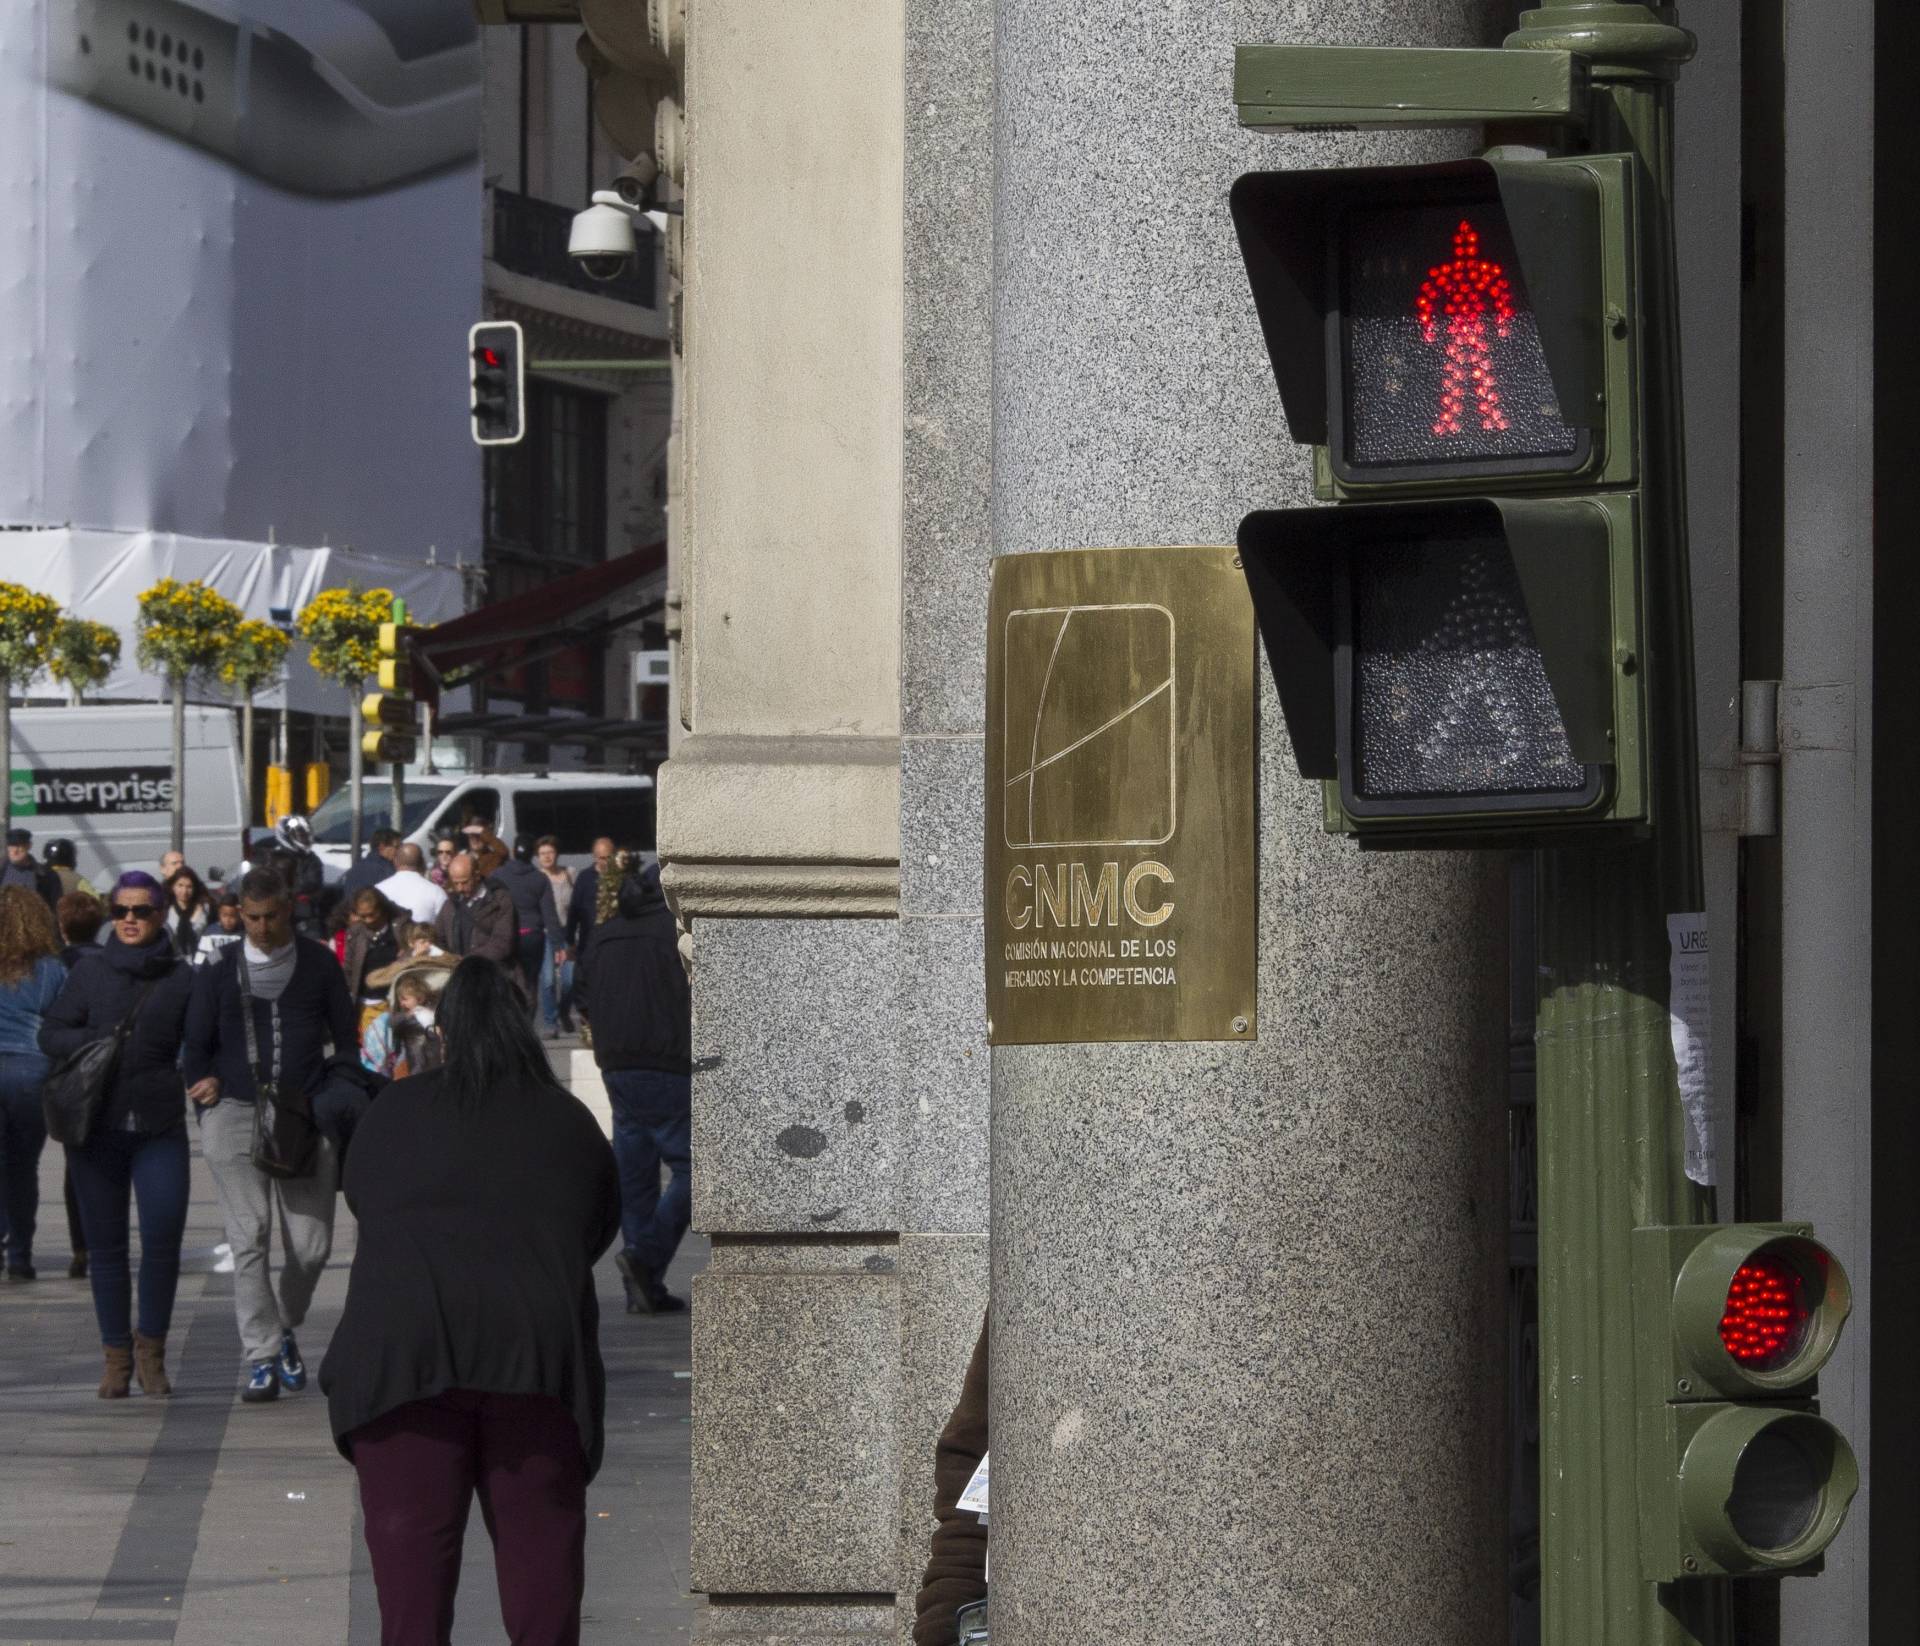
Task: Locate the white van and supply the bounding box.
[309,771,656,881]
[6,704,247,886]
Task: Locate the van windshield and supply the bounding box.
[308,783,454,845]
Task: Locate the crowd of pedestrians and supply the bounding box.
[0,817,693,1643]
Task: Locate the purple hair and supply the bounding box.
[113,870,163,900]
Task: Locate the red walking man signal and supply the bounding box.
[1414,219,1515,438]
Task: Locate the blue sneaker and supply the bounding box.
[276,1332,307,1392]
[241,1361,279,1403]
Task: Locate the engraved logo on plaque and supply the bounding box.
[1002,603,1176,850]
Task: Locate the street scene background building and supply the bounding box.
[0,0,1912,1644]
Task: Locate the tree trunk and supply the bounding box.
[1,681,11,841]
[170,675,186,854]
[348,680,364,860]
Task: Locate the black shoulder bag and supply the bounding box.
[238,953,322,1180]
[41,978,159,1147]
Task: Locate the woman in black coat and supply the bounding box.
[320,957,620,1646]
[40,871,195,1399]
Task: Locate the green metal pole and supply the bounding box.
[527,359,672,372]
[1504,6,1724,1645]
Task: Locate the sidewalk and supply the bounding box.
[0,1120,702,1645]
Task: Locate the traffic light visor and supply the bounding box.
[1677,1408,1860,1573]
[1673,1229,1853,1395]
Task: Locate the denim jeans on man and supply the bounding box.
[538,938,575,1032]
[605,1068,690,1283]
[0,1052,51,1269]
[67,1126,190,1347]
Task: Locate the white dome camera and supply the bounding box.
[569,190,640,282]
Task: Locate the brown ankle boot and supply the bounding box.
[98,1345,132,1400]
[133,1333,171,1398]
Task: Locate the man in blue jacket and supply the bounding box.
[578,862,691,1314]
[183,867,355,1404]
[489,834,567,1012]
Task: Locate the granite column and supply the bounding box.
[986,5,1512,1642]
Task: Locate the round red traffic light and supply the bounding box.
[1719,1251,1811,1370]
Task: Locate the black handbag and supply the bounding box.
[236,952,322,1180]
[41,979,158,1147]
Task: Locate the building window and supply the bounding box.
[486,379,608,566]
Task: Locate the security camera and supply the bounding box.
[613,153,661,210]
[569,190,639,281]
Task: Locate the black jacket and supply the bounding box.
[39,935,194,1134]
[2,857,62,918]
[181,938,356,1104]
[578,876,689,1075]
[341,849,399,901]
[319,1069,620,1474]
[489,859,565,946]
[564,864,601,951]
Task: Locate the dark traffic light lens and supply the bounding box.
[1348,530,1588,803]
[1339,200,1579,477]
[1720,1251,1812,1370]
[1727,1425,1822,1552]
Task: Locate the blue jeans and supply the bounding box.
[67,1124,191,1347]
[0,1052,50,1270]
[539,939,576,1030]
[606,1069,691,1283]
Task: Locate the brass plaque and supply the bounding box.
[985,546,1257,1046]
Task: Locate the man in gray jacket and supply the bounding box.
[488,834,567,1010]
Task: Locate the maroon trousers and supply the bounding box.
[352,1389,587,1646]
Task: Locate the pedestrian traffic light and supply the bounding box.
[1233,156,1634,495]
[1633,1225,1858,1579]
[1240,492,1645,846]
[469,320,525,446]
[1232,153,1649,847]
[362,612,418,766]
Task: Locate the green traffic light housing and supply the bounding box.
[1634,1224,1859,1580]
[1239,492,1646,846]
[1230,155,1639,498]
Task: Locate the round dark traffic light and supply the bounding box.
[1678,1408,1859,1573]
[1673,1229,1851,1396]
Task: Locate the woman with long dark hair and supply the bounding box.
[161,866,213,959]
[0,887,67,1281]
[320,957,619,1645]
[39,871,195,1397]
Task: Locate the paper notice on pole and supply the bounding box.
[1667,913,1714,1186]
[958,1452,990,1521]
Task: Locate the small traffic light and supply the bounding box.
[1634,1225,1858,1579]
[469,320,525,446]
[361,605,418,766]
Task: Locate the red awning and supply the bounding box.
[418,543,665,676]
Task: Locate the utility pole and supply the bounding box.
[1500,5,1725,1640]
